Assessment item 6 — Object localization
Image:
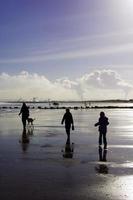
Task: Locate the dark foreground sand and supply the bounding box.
[0,109,133,200]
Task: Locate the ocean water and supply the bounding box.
[0,101,133,110]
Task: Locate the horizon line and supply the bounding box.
[1,99,133,103]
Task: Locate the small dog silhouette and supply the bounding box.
[27,118,35,125]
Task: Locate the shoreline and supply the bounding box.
[1,105,133,110]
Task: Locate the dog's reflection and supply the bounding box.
[62,138,74,158]
[27,125,34,136]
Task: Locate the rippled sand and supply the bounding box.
[0,109,133,200]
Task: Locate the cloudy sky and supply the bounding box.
[1,0,133,101]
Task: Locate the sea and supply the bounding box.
[0,101,133,112]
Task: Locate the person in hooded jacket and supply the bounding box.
[95,111,109,149]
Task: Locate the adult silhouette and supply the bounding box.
[61,108,74,140]
[95,111,109,149]
[19,102,29,130]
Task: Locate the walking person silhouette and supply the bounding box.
[95,111,109,149]
[61,108,74,141]
[19,102,29,130]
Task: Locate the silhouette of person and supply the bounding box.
[95,111,109,149]
[19,102,29,130]
[61,108,74,140]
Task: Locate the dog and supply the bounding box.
[27,118,35,125]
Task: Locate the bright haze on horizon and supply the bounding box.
[0,0,133,101]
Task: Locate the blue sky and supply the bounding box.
[0,0,133,100]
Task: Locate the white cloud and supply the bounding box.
[55,77,78,89]
[0,70,133,101]
[76,70,133,99]
[0,71,78,101]
[78,69,132,88]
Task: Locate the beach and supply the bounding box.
[0,108,133,200]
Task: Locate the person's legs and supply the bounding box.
[99,132,102,145]
[103,133,107,149]
[66,128,70,141]
[22,117,27,130]
[65,124,71,140]
[98,146,102,161]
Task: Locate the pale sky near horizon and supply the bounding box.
[1,0,133,101]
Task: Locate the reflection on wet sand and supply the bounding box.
[99,146,107,162]
[22,129,29,143]
[20,126,34,152]
[20,129,30,152]
[62,138,74,158]
[27,125,34,136]
[95,146,108,174]
[1,109,133,200]
[95,164,108,174]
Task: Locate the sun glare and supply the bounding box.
[116,0,133,13]
[109,0,133,27]
[116,176,133,200]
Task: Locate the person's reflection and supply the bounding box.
[62,138,74,158]
[20,128,30,152]
[99,146,107,161]
[95,146,108,174]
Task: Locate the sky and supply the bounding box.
[1,0,133,101]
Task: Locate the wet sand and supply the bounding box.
[0,109,133,200]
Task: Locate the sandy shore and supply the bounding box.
[0,109,133,200]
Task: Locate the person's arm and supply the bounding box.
[18,108,22,116]
[94,122,99,126]
[71,114,74,130]
[61,114,65,124]
[94,118,100,126]
[71,114,74,125]
[27,107,29,117]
